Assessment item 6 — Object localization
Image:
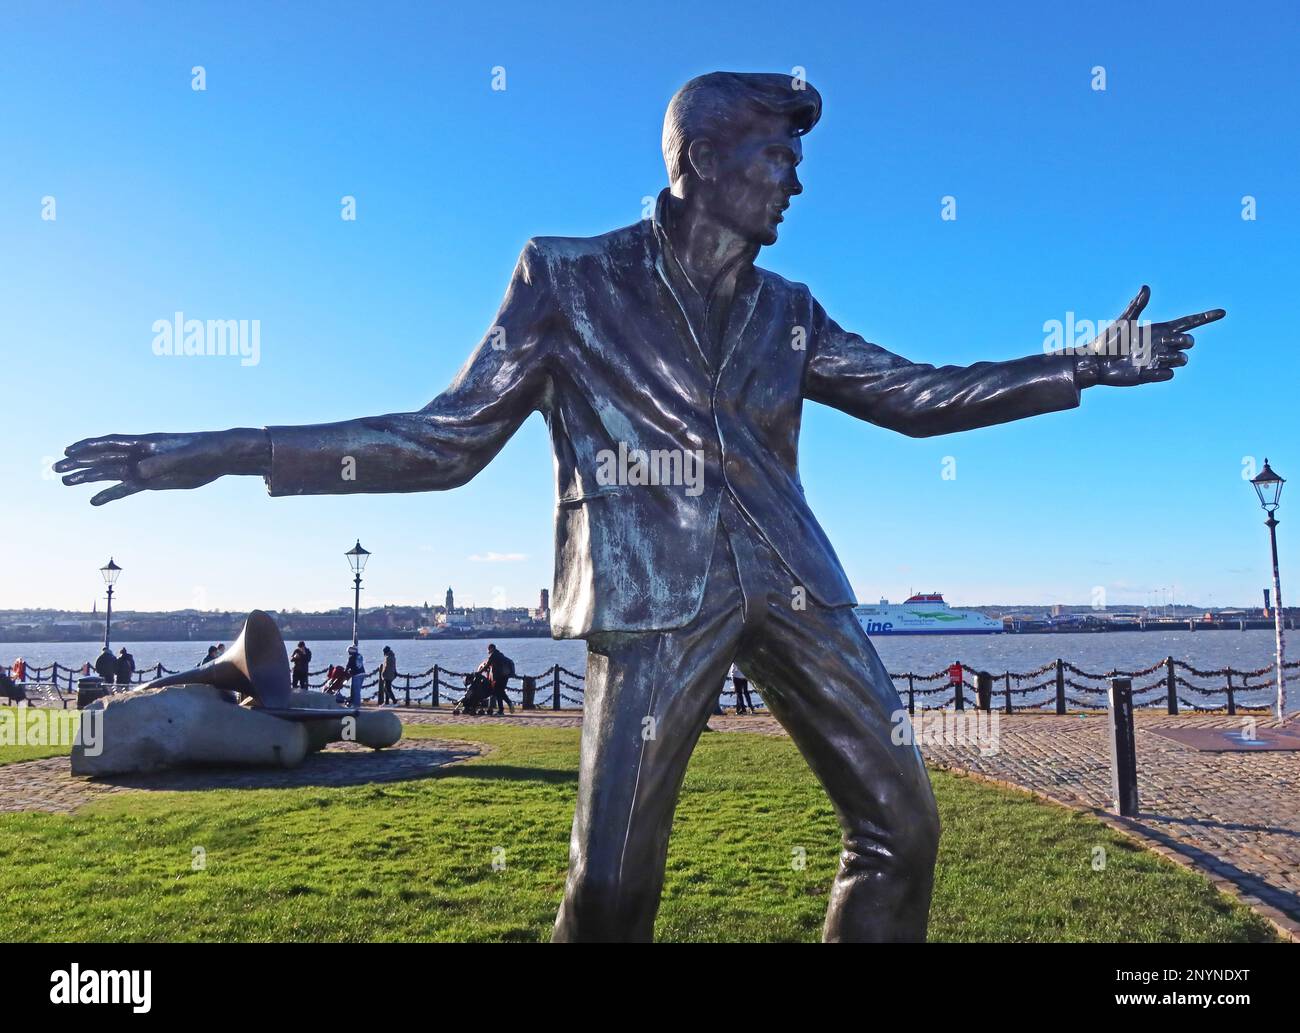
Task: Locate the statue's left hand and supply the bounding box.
[54,428,269,505]
[1075,286,1225,387]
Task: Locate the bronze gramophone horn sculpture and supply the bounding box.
[141,610,356,720]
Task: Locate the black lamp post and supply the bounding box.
[99,558,122,649]
[345,540,371,647]
[1250,460,1286,719]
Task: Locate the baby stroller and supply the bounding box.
[452,671,494,715]
[322,664,349,696]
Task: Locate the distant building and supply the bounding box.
[445,586,455,612]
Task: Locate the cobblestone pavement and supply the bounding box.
[0,737,480,815]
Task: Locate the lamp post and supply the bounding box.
[99,558,122,649]
[345,540,371,647]
[1250,460,1286,719]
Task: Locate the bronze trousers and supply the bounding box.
[551,498,940,942]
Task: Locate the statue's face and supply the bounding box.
[702,115,804,246]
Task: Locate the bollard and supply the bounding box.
[906,674,915,715]
[976,671,992,712]
[552,666,561,711]
[521,675,537,710]
[1225,671,1235,716]
[1164,656,1178,715]
[1003,672,1012,715]
[404,675,411,707]
[1107,677,1139,816]
[1055,659,1066,715]
[431,665,440,708]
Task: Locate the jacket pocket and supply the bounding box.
[556,486,623,507]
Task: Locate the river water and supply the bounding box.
[4,628,1282,708]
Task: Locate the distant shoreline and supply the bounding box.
[0,629,557,646]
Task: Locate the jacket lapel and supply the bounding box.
[653,245,714,373]
[718,269,762,374]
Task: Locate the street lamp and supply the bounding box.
[99,558,122,649]
[1249,459,1286,719]
[345,540,371,646]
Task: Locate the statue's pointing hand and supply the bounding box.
[1075,285,1224,388]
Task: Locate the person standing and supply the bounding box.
[114,646,136,687]
[731,662,754,714]
[378,646,398,705]
[345,645,365,708]
[290,641,312,691]
[94,646,116,682]
[478,644,514,715]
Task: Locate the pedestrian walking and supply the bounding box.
[377,646,398,705]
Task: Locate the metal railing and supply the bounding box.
[10,656,1299,714]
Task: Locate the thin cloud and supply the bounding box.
[468,551,528,563]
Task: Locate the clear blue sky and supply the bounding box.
[1,1,1295,613]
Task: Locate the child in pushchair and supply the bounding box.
[452,671,494,715]
[322,664,349,696]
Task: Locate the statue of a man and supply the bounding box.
[58,72,1222,942]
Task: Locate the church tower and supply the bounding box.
[445,586,454,612]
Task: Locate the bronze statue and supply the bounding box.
[57,72,1223,942]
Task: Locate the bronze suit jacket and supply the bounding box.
[265,194,1081,638]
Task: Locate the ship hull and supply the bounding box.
[853,595,1003,636]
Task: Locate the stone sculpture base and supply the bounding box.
[70,685,402,777]
[289,691,402,752]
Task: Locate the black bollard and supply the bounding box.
[976,671,993,712]
[521,675,537,710]
[1107,677,1139,817]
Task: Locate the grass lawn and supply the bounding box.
[0,720,1276,942]
[0,705,81,766]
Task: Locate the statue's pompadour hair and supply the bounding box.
[662,72,822,185]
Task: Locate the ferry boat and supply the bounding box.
[854,594,1003,635]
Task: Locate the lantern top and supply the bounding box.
[99,558,122,586]
[345,540,371,574]
[1251,459,1284,513]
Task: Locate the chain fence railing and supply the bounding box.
[7,654,1298,715]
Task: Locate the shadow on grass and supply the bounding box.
[82,746,481,793]
[428,764,578,786]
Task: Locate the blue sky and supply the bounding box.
[1,1,1295,613]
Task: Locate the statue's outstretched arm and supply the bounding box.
[57,242,555,504]
[802,287,1221,438]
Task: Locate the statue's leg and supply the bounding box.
[552,558,744,942]
[740,604,940,943]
